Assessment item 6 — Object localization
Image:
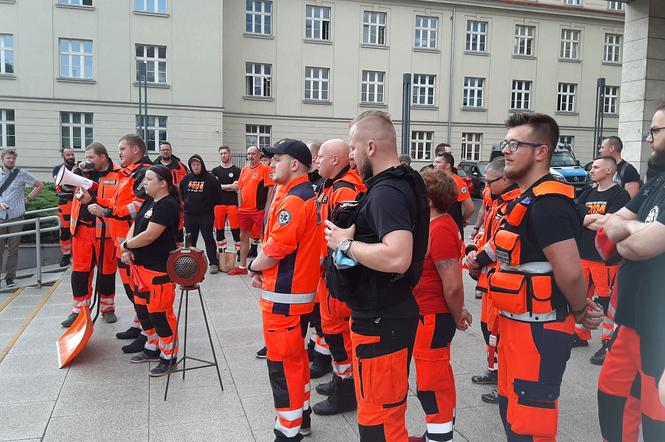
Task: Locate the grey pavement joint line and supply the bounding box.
[42,358,71,441]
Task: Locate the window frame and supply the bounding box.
[562,0,581,5]
[463,76,485,108]
[134,0,167,14]
[60,112,94,150]
[58,0,93,6]
[246,0,273,36]
[461,132,482,162]
[465,20,487,53]
[361,70,385,104]
[607,1,625,11]
[511,80,532,110]
[304,66,330,102]
[415,15,438,50]
[411,74,436,106]
[0,109,15,148]
[59,38,93,80]
[410,130,434,161]
[245,62,272,98]
[513,24,535,57]
[557,83,577,113]
[245,124,272,150]
[603,33,622,63]
[135,44,167,84]
[0,34,14,75]
[604,85,619,115]
[136,115,168,152]
[362,11,387,46]
[305,4,331,41]
[560,29,581,60]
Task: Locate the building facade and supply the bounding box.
[224,0,625,168]
[0,0,224,178]
[0,0,624,178]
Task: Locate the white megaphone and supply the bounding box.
[55,167,98,198]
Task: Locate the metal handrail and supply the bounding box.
[0,206,61,288]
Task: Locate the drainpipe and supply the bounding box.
[447,7,456,145]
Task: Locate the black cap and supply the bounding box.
[263,138,312,168]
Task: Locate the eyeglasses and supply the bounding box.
[647,127,665,141]
[500,140,544,152]
[483,176,504,185]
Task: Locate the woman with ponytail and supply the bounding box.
[120,164,181,376]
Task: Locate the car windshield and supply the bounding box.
[551,150,578,167]
[456,168,468,177]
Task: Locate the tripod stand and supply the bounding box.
[164,284,223,401]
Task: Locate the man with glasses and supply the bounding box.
[487,112,601,440]
[598,105,665,441]
[599,136,641,198]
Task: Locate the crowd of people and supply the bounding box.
[38,107,665,441]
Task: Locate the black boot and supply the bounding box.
[116,326,141,340]
[312,377,357,415]
[121,334,147,354]
[309,353,332,379]
[315,374,340,396]
[248,243,258,258]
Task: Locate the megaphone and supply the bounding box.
[55,166,98,196]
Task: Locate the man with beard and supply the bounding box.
[180,154,223,273]
[324,111,429,441]
[156,141,187,186]
[488,112,601,440]
[52,148,76,267]
[599,106,665,441]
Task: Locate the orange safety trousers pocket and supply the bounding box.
[265,319,305,360]
[509,379,560,437]
[358,347,409,405]
[493,230,521,266]
[413,347,451,391]
[149,279,176,312]
[489,271,554,314]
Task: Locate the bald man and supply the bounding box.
[228,146,275,275]
[312,139,365,415]
[324,112,429,440]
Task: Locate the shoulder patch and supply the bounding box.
[277,209,292,226]
[460,186,468,194]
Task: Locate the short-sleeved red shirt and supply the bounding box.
[413,213,462,315]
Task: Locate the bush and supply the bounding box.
[22,182,60,244]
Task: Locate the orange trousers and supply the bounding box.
[414,313,456,441]
[57,200,72,256]
[480,291,500,371]
[598,326,665,441]
[318,277,351,378]
[70,225,116,313]
[575,260,617,342]
[214,204,240,250]
[497,314,575,441]
[351,316,418,442]
[132,265,178,361]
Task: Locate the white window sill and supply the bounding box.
[413,47,440,54]
[0,0,17,4]
[558,58,581,63]
[602,61,622,67]
[464,51,489,56]
[57,77,96,84]
[509,108,533,113]
[555,111,579,116]
[304,39,332,45]
[604,113,619,118]
[244,32,274,40]
[512,54,536,60]
[133,10,169,18]
[55,3,95,11]
[133,81,170,89]
[303,99,332,105]
[0,73,16,80]
[461,106,487,112]
[244,95,274,102]
[361,43,389,50]
[411,105,438,110]
[359,102,387,108]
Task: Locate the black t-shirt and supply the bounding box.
[615,172,665,378]
[132,196,180,272]
[576,185,630,262]
[615,160,641,187]
[351,171,420,319]
[211,164,241,206]
[447,202,464,237]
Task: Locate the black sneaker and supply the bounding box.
[122,334,148,354]
[299,408,312,437]
[590,341,609,366]
[572,335,589,348]
[256,346,267,359]
[59,254,71,267]
[316,374,340,396]
[310,354,332,379]
[248,243,258,258]
[149,358,177,377]
[471,370,498,385]
[116,327,141,340]
[101,311,117,323]
[312,378,357,415]
[5,278,15,288]
[481,389,499,404]
[129,349,160,363]
[60,312,79,328]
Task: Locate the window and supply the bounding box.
[361,70,385,104]
[560,29,580,60]
[415,16,438,49]
[559,135,574,149]
[0,109,15,148]
[0,34,13,75]
[604,34,622,63]
[363,11,387,46]
[246,124,271,149]
[410,131,433,161]
[134,0,167,14]
[60,112,93,150]
[412,74,436,106]
[245,63,272,97]
[604,86,619,114]
[462,133,482,161]
[563,0,581,5]
[135,45,167,84]
[607,1,624,10]
[246,0,272,35]
[463,77,484,108]
[58,0,93,6]
[465,20,487,52]
[305,5,331,41]
[513,25,535,56]
[304,67,329,101]
[59,39,93,79]
[557,83,577,112]
[511,80,532,110]
[136,115,167,152]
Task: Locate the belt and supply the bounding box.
[501,261,553,274]
[261,290,315,304]
[500,310,559,323]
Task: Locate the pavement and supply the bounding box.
[0,241,605,441]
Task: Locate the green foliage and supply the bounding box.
[22,182,60,244]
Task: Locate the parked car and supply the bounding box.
[458,161,488,198]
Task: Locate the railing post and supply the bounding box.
[35,217,41,289]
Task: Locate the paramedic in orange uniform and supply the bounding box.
[433,152,475,237]
[247,139,321,442]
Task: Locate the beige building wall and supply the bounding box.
[0,0,224,179]
[223,0,624,168]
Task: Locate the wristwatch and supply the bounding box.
[337,239,354,257]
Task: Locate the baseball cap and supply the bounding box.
[263,138,312,168]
